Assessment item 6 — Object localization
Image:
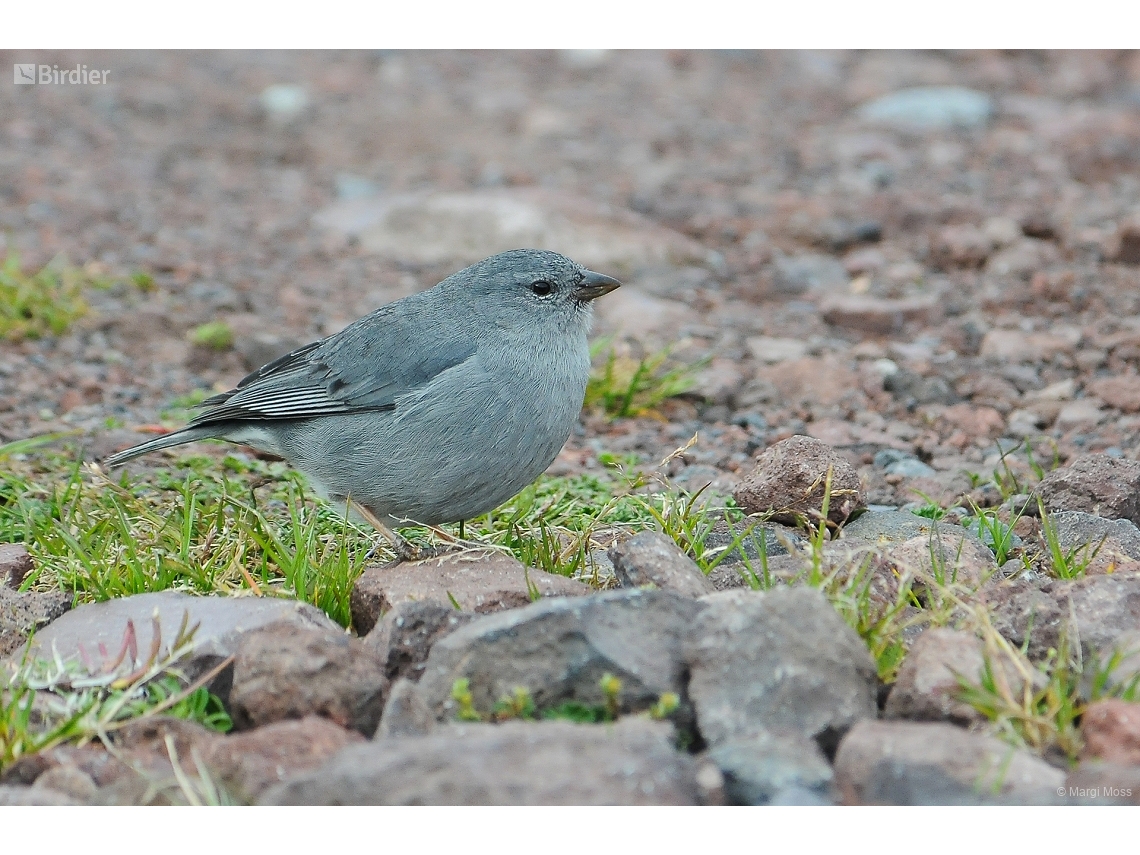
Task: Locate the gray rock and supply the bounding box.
[684,587,877,751]
[608,531,715,598]
[835,720,1064,805]
[363,600,476,683]
[1064,763,1140,804]
[0,586,71,660]
[415,589,700,722]
[857,86,993,130]
[1034,454,1140,526]
[734,435,864,526]
[311,188,704,273]
[377,678,437,738]
[259,718,701,805]
[841,509,961,544]
[708,730,836,805]
[229,621,389,736]
[771,253,848,296]
[22,591,340,695]
[350,550,589,636]
[1049,511,1140,561]
[884,457,938,478]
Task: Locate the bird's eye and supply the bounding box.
[531,281,553,297]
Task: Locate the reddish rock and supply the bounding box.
[229,621,389,736]
[350,550,589,635]
[979,327,1081,362]
[937,403,1006,440]
[1034,453,1140,525]
[734,435,863,526]
[756,356,862,409]
[1087,375,1140,413]
[0,543,33,589]
[885,629,1010,724]
[884,531,997,589]
[819,294,938,335]
[1081,699,1140,766]
[201,716,365,801]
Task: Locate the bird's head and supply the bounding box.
[445,249,621,330]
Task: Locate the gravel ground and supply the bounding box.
[2,48,1140,503]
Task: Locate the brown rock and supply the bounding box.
[0,543,33,589]
[1087,375,1140,413]
[1081,699,1140,766]
[1111,221,1140,265]
[755,355,862,408]
[0,785,80,805]
[834,720,1064,805]
[0,586,72,660]
[885,629,995,724]
[937,403,1006,440]
[979,327,1081,362]
[260,718,701,806]
[229,621,389,736]
[734,435,864,526]
[819,294,938,335]
[377,677,437,738]
[1034,453,1140,525]
[931,224,993,269]
[986,573,1140,662]
[200,716,364,801]
[350,550,589,635]
[608,531,716,598]
[363,600,476,683]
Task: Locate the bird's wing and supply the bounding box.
[191,305,476,424]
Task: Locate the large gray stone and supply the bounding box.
[260,718,701,805]
[684,587,877,752]
[414,589,700,722]
[835,720,1064,805]
[23,591,340,695]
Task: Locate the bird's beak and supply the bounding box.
[574,270,622,302]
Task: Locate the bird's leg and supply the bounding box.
[348,499,423,563]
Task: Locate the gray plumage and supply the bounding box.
[102,249,620,525]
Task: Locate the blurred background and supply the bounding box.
[2,50,1140,503]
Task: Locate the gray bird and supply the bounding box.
[102,249,620,554]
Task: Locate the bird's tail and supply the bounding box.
[100,425,223,468]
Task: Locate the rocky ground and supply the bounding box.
[3,50,1140,805]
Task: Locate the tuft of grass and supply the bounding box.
[584,340,706,419]
[1038,500,1105,580]
[0,451,374,627]
[0,251,91,341]
[188,321,234,351]
[954,619,1140,764]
